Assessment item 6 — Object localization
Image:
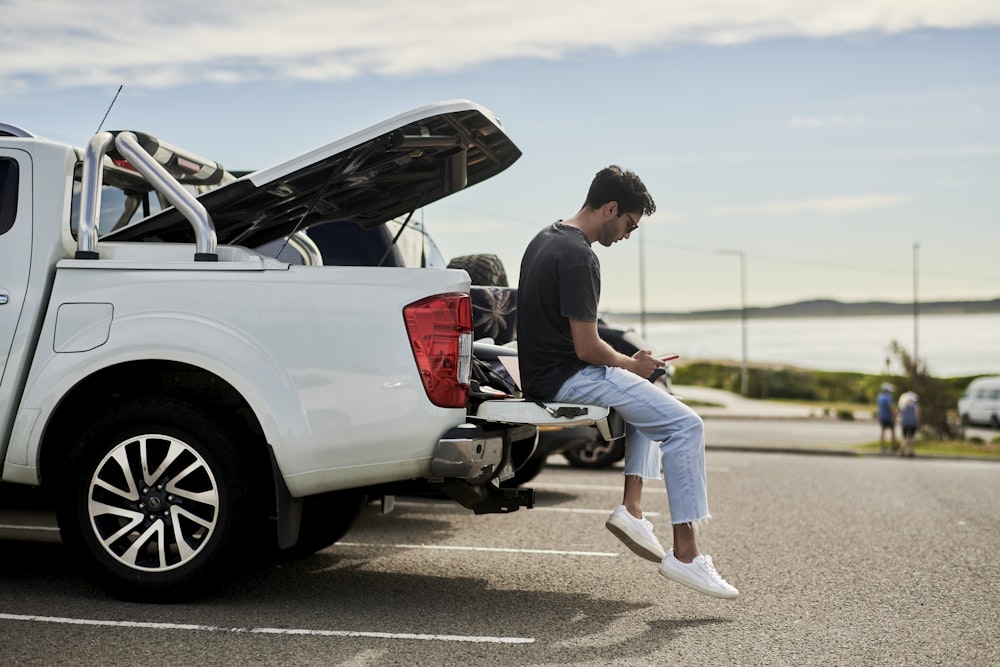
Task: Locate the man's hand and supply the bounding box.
[629,349,664,379]
[569,318,665,378]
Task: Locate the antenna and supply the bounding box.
[95,85,124,134]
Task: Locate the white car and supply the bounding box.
[958,376,1000,428]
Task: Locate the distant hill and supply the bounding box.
[607,297,1000,322]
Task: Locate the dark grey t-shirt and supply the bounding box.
[516,222,600,400]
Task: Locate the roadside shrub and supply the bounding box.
[888,341,959,439]
[674,356,976,438]
[674,361,870,403]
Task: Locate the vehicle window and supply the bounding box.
[67,160,184,239]
[385,219,447,268]
[70,182,169,238]
[0,158,18,236]
[306,221,399,267]
[256,218,449,269]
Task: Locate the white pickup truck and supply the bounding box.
[0,101,613,600]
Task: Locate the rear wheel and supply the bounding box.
[563,437,626,469]
[500,456,546,488]
[57,398,257,601]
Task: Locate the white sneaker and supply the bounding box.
[659,549,739,599]
[605,505,666,563]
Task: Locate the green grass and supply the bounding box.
[675,360,978,407]
[681,399,725,409]
[854,440,1000,459]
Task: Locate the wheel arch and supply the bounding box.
[37,359,272,500]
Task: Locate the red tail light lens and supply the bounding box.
[403,294,472,408]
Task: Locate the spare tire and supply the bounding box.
[448,254,508,287]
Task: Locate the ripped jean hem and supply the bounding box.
[556,364,711,524]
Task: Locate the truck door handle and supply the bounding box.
[0,290,9,305]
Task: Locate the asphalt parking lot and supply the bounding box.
[2,449,998,666]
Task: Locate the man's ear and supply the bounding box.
[603,201,618,218]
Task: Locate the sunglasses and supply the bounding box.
[623,212,639,234]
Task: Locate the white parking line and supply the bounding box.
[531,482,632,492]
[533,507,662,517]
[337,542,619,557]
[0,523,58,532]
[0,613,534,645]
[389,500,660,517]
[533,470,728,493]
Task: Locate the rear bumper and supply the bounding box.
[429,422,537,514]
[431,422,536,483]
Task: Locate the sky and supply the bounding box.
[3,0,999,313]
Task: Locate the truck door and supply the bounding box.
[0,150,31,387]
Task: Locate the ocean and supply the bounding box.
[625,312,1000,378]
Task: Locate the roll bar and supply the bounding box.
[76,131,218,261]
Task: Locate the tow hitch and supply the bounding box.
[441,479,535,514]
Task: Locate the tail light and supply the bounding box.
[404,294,472,408]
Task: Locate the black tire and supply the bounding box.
[280,490,367,560]
[992,415,1000,429]
[500,456,547,488]
[563,437,626,469]
[57,397,257,601]
[447,254,508,286]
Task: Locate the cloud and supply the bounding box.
[2,1,1000,91]
[709,194,913,216]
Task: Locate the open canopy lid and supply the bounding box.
[104,100,521,248]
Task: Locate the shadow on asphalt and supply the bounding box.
[0,513,733,664]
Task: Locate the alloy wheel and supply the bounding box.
[87,433,220,572]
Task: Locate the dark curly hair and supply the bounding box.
[583,165,656,216]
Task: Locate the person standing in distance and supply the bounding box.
[515,165,738,599]
[898,391,919,457]
[877,383,898,455]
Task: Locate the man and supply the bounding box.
[897,390,919,457]
[877,383,897,454]
[516,165,738,599]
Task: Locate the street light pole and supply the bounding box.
[913,241,919,362]
[638,225,647,339]
[720,249,749,396]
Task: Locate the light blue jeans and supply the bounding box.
[554,365,710,525]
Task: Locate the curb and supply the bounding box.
[706,444,1000,463]
[699,414,866,422]
[706,444,859,457]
